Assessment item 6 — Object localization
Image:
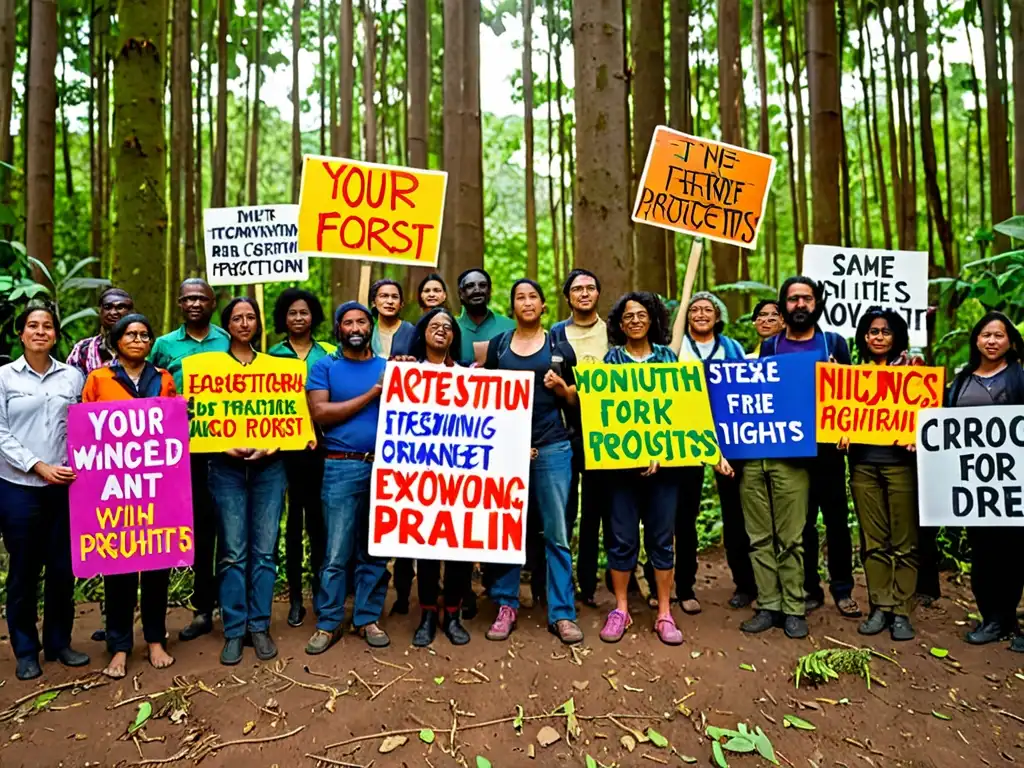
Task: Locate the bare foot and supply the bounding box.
[680,598,702,615]
[102,651,128,679]
[148,643,175,670]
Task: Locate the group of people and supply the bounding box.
[1,265,1022,682]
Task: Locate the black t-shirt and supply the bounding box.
[491,336,570,447]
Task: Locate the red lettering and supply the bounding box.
[454,375,469,407]
[399,507,425,545]
[316,212,340,251]
[390,170,419,209]
[501,512,524,551]
[392,470,416,503]
[367,217,392,253]
[411,222,434,259]
[488,511,498,550]
[342,166,366,207]
[340,215,365,249]
[437,474,464,506]
[366,169,387,208]
[385,367,405,402]
[374,504,397,542]
[391,220,413,253]
[427,510,458,547]
[375,469,395,501]
[417,472,438,505]
[507,477,526,511]
[322,162,347,199]
[245,418,258,437]
[463,512,483,549]
[462,476,482,509]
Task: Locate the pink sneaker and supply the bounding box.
[486,605,517,641]
[599,609,632,643]
[654,615,684,646]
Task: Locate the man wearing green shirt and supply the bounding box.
[456,268,515,363]
[150,278,230,643]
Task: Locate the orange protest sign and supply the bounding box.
[632,126,776,250]
[815,362,946,446]
[297,154,448,267]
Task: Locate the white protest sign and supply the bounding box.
[203,204,307,286]
[369,362,535,564]
[802,245,929,347]
[917,406,1024,527]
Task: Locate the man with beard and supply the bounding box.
[304,302,391,653]
[456,269,515,363]
[66,288,135,375]
[759,276,860,620]
[150,278,230,642]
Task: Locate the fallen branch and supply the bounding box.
[369,668,413,701]
[12,675,107,707]
[823,635,903,668]
[999,710,1024,725]
[207,725,306,753]
[305,754,372,767]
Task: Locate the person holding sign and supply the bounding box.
[945,312,1024,650]
[268,288,335,629]
[66,287,135,376]
[150,278,230,643]
[0,304,89,681]
[416,272,449,311]
[368,279,416,358]
[209,297,288,666]
[81,313,179,676]
[839,309,920,641]
[482,279,583,645]
[305,302,391,654]
[598,292,685,645]
[760,276,859,619]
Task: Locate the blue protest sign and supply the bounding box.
[706,353,818,460]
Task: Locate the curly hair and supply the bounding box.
[272,288,325,335]
[606,291,670,347]
[408,306,463,363]
[853,306,909,363]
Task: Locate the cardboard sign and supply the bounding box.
[632,126,776,250]
[918,406,1024,526]
[802,245,929,347]
[707,354,818,460]
[182,352,314,453]
[816,362,945,446]
[67,398,194,578]
[369,362,534,564]
[203,205,307,286]
[297,155,448,267]
[575,362,720,470]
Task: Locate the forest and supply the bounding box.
[1,0,1023,370]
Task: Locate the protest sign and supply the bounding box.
[369,362,534,564]
[575,362,720,470]
[816,362,944,446]
[203,204,307,286]
[632,126,776,250]
[297,155,448,267]
[182,352,313,453]
[802,245,929,347]
[67,398,194,578]
[918,406,1024,527]
[707,354,818,460]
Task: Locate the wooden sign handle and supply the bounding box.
[670,239,704,355]
[357,263,372,307]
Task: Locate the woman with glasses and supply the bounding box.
[751,300,783,353]
[82,314,178,677]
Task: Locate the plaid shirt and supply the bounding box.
[66,334,115,376]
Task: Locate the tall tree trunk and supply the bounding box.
[26,0,58,271]
[715,0,741,311]
[939,41,954,270]
[753,0,771,277]
[113,0,168,323]
[879,4,903,246]
[914,0,952,273]
[864,12,892,248]
[573,0,631,303]
[405,0,432,296]
[980,0,1012,250]
[631,0,667,294]
[212,0,228,208]
[793,0,809,254]
[89,0,100,261]
[442,0,462,283]
[180,0,196,279]
[545,0,563,312]
[319,0,326,154]
[292,0,302,202]
[523,0,538,280]
[169,0,182,299]
[965,13,985,249]
[98,2,111,274]
[332,0,356,309]
[855,104,873,248]
[0,0,13,173]
[807,0,841,245]
[248,0,263,207]
[889,0,913,248]
[57,19,74,200]
[1013,0,1024,215]
[902,3,918,249]
[362,0,377,162]
[454,0,484,283]
[554,4,571,271]
[669,0,691,134]
[378,0,389,163]
[780,0,802,260]
[194,0,204,270]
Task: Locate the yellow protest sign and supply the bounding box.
[297,154,448,267]
[816,362,945,446]
[575,362,721,470]
[182,352,314,453]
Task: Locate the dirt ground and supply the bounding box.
[0,551,1021,768]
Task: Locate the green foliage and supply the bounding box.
[794,648,874,689]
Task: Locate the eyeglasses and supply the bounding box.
[102,302,133,312]
[570,285,598,296]
[427,322,454,334]
[123,331,152,342]
[689,306,716,316]
[756,312,781,321]
[867,328,893,338]
[622,311,649,323]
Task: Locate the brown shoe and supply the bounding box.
[549,619,583,645]
[360,622,390,648]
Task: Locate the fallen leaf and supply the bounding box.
[930,648,949,659]
[586,757,598,768]
[572,680,590,691]
[72,733,87,741]
[513,704,525,732]
[783,714,816,731]
[739,663,756,672]
[646,729,669,748]
[476,757,493,768]
[537,725,561,748]
[243,721,256,735]
[419,728,435,744]
[675,753,698,764]
[433,676,445,685]
[379,735,408,754]
[33,691,59,710]
[800,701,822,711]
[128,702,153,735]
[690,651,702,659]
[932,711,952,721]
[621,734,637,752]
[723,736,756,754]
[712,739,730,767]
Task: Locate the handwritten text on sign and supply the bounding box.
[918,406,1024,527]
[203,205,307,286]
[707,354,818,460]
[575,363,720,470]
[632,127,776,250]
[182,352,313,453]
[67,398,194,578]
[803,245,929,347]
[369,363,534,564]
[816,362,945,446]
[297,155,448,267]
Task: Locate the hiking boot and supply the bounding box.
[16,655,41,681]
[654,615,684,646]
[45,647,89,667]
[486,606,517,641]
[220,637,244,666]
[805,597,824,613]
[287,601,306,628]
[360,622,391,648]
[890,615,915,642]
[599,609,632,643]
[966,621,1008,645]
[305,628,342,655]
[783,614,809,639]
[180,613,213,642]
[549,619,584,645]
[250,631,278,661]
[1010,635,1024,653]
[443,612,471,646]
[858,609,889,636]
[728,592,754,610]
[741,610,777,634]
[413,610,439,647]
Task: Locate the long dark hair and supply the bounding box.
[962,311,1024,375]
[417,272,449,310]
[408,306,462,362]
[221,296,263,350]
[272,288,324,335]
[607,291,670,347]
[853,306,909,364]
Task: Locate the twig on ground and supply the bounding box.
[304,754,372,767]
[823,636,903,668]
[369,668,413,701]
[999,710,1024,725]
[207,725,305,753]
[11,675,107,707]
[348,670,376,697]
[372,657,409,671]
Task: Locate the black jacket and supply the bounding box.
[945,361,1024,407]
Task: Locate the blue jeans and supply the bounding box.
[490,440,576,625]
[317,460,390,630]
[209,457,287,639]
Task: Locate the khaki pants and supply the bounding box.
[850,463,918,616]
[739,459,810,616]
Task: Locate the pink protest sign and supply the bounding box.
[67,397,195,578]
